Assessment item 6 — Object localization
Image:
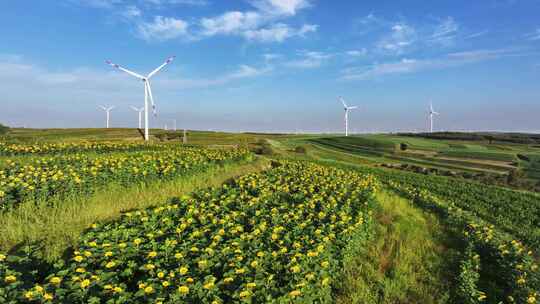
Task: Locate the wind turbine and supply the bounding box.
[99,105,115,129]
[106,56,175,141]
[428,102,440,133]
[130,106,144,129]
[339,97,358,137]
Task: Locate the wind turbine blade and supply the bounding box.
[130,106,139,111]
[108,106,115,111]
[106,60,145,79]
[146,81,157,116]
[339,96,347,108]
[147,56,175,79]
[99,105,106,111]
[433,111,440,115]
[348,106,358,110]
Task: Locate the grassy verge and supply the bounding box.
[0,158,269,260]
[336,190,458,304]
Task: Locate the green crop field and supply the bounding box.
[0,129,538,304]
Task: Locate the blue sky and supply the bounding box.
[1,0,539,133]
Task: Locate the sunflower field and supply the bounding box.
[0,161,378,303]
[0,142,167,156]
[0,146,251,210]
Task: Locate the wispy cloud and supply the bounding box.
[465,30,489,39]
[341,48,524,80]
[376,22,417,55]
[243,23,317,42]
[0,56,270,95]
[73,0,123,9]
[285,51,332,68]
[359,14,463,55]
[429,17,459,46]
[525,28,540,41]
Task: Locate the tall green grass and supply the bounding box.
[335,191,456,303]
[0,158,269,260]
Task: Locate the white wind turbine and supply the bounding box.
[130,106,144,129]
[106,56,175,141]
[99,105,115,129]
[339,97,358,137]
[428,102,440,133]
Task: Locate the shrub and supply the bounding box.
[294,146,307,154]
[516,154,530,162]
[399,143,408,151]
[260,145,274,155]
[0,123,9,135]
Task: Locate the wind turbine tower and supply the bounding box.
[339,96,358,137]
[130,106,144,129]
[429,102,440,133]
[99,105,115,129]
[106,56,175,141]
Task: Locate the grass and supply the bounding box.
[335,191,457,304]
[0,158,269,261]
[2,128,301,145]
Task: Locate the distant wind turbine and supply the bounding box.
[339,96,358,137]
[130,106,144,129]
[99,105,115,129]
[106,56,175,141]
[428,102,440,133]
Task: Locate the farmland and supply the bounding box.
[308,134,540,192]
[0,129,539,303]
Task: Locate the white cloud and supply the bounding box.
[251,0,310,16]
[341,48,523,80]
[263,53,282,61]
[77,0,316,43]
[526,28,540,41]
[228,64,270,78]
[199,4,316,43]
[143,0,209,6]
[298,24,318,35]
[121,5,142,18]
[201,11,262,36]
[346,49,367,57]
[137,16,189,41]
